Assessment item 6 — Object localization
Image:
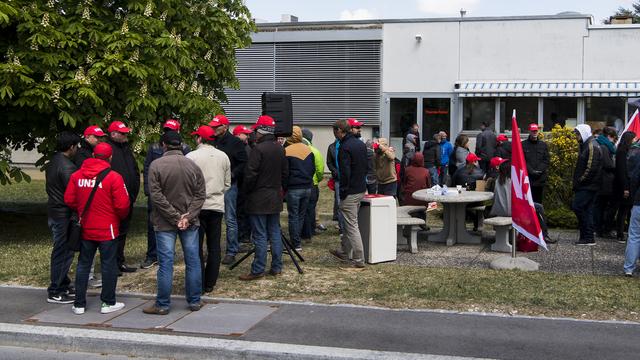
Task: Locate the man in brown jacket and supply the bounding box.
[374,138,397,196]
[143,132,206,315]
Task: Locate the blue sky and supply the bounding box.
[245,0,637,24]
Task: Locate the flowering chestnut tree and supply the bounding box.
[0,0,254,184]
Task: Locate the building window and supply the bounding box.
[390,98,417,152]
[586,97,625,132]
[422,98,451,139]
[463,98,495,131]
[543,98,577,131]
[499,97,538,134]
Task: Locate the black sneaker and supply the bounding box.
[617,238,627,244]
[544,236,557,244]
[47,293,75,304]
[140,258,158,269]
[221,255,236,265]
[575,240,596,246]
[65,286,76,296]
[119,264,137,273]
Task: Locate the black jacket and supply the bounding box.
[46,152,78,219]
[243,134,288,215]
[337,133,368,200]
[628,147,640,205]
[595,138,616,196]
[615,146,631,196]
[422,140,441,168]
[476,128,497,161]
[452,165,485,190]
[74,139,94,167]
[143,141,191,196]
[215,131,248,185]
[107,139,140,203]
[522,137,550,187]
[573,136,603,192]
[496,141,512,160]
[327,140,338,179]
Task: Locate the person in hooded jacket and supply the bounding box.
[422,133,441,187]
[572,124,603,246]
[64,142,130,315]
[593,126,618,238]
[106,120,140,274]
[615,132,636,243]
[401,152,431,206]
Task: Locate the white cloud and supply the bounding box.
[417,0,479,16]
[339,8,377,20]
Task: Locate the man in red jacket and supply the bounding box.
[64,142,130,315]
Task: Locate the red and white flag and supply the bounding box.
[510,110,547,250]
[616,109,640,146]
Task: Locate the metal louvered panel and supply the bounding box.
[222,41,381,125]
[275,41,381,125]
[222,44,275,123]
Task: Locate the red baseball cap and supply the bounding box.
[93,142,113,160]
[208,114,229,127]
[347,118,363,127]
[466,153,481,163]
[497,134,508,142]
[108,121,131,134]
[191,125,215,141]
[490,156,508,169]
[163,119,181,131]
[528,123,540,132]
[252,115,276,129]
[233,125,253,136]
[83,125,106,137]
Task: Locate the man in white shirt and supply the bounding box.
[187,126,231,294]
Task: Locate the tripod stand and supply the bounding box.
[229,233,305,274]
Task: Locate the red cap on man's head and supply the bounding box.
[252,115,276,129]
[497,134,508,142]
[347,118,363,127]
[163,119,181,131]
[93,142,113,160]
[466,153,481,163]
[528,123,540,132]
[233,125,253,136]
[191,125,215,141]
[84,125,106,137]
[208,114,229,127]
[108,121,131,134]
[490,156,508,169]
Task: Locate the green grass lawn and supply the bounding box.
[1,179,640,321]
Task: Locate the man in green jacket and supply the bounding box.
[301,128,325,241]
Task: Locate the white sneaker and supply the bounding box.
[88,278,102,288]
[72,306,85,315]
[101,302,125,314]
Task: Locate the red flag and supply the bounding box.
[616,109,640,146]
[510,110,547,250]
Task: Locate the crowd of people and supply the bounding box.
[44,114,640,314]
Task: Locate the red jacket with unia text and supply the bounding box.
[64,158,130,241]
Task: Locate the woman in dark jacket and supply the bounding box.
[593,126,617,238]
[401,152,432,206]
[614,131,636,242]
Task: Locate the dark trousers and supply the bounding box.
[531,186,544,204]
[617,201,632,238]
[47,217,74,296]
[302,185,320,239]
[237,190,251,243]
[534,203,549,237]
[198,210,223,290]
[145,199,157,261]
[74,239,118,307]
[572,190,597,242]
[594,194,616,234]
[366,182,378,195]
[377,182,397,197]
[117,206,134,266]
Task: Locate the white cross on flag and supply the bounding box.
[510,110,547,250]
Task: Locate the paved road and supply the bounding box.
[0,345,164,360]
[2,286,640,360]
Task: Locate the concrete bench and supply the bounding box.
[397,216,425,253]
[397,205,426,218]
[468,205,486,232]
[484,216,513,253]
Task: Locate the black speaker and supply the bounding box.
[262,92,293,137]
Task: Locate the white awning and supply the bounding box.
[455,81,640,97]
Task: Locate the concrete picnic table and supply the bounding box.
[412,189,494,246]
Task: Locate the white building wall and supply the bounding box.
[584,27,640,80]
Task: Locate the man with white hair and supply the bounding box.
[572,124,603,246]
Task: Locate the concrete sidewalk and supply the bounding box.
[1,286,640,360]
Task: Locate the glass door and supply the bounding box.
[422,98,451,140]
[389,98,417,154]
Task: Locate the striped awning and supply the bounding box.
[455,81,640,97]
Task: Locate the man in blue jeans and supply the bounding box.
[45,131,80,304]
[144,132,206,314]
[623,146,640,276]
[240,116,289,280]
